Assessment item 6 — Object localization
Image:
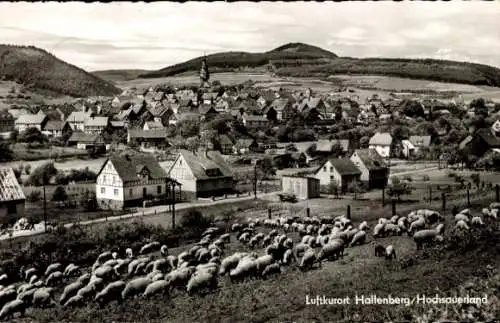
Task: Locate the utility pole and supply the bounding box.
[253,161,257,199]
[171,184,176,229]
[43,174,47,233]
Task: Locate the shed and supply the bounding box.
[281,176,320,200]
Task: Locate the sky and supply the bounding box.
[1,2,500,72]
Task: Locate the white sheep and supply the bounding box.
[455,213,469,223]
[384,223,401,236]
[435,223,445,235]
[255,255,274,272]
[358,221,369,231]
[59,281,84,305]
[408,217,426,234]
[378,217,389,225]
[122,277,152,300]
[45,271,63,286]
[413,230,443,250]
[0,299,26,320]
[111,252,118,260]
[165,267,195,289]
[62,294,85,308]
[373,223,385,237]
[143,280,169,298]
[299,248,317,270]
[455,220,470,231]
[127,257,150,276]
[390,215,399,224]
[140,241,161,255]
[17,288,37,306]
[96,251,113,264]
[186,272,217,295]
[261,263,281,278]
[293,243,311,259]
[28,275,38,285]
[471,216,484,226]
[385,245,396,259]
[24,268,37,282]
[160,245,168,257]
[63,264,80,277]
[229,258,257,282]
[316,240,344,262]
[44,263,62,277]
[94,265,115,282]
[32,288,54,308]
[282,249,294,265]
[95,280,126,306]
[349,230,366,247]
[219,253,246,275]
[126,248,133,259]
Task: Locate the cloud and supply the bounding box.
[0,2,499,71]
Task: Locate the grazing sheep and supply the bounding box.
[160,245,168,257]
[358,221,369,231]
[140,242,161,255]
[261,263,281,278]
[122,277,152,300]
[349,230,366,247]
[413,230,443,250]
[128,257,150,276]
[63,264,80,277]
[62,294,85,308]
[299,248,317,270]
[17,283,34,295]
[97,251,113,264]
[76,273,91,286]
[385,245,396,259]
[316,240,344,262]
[17,288,37,306]
[455,213,469,223]
[166,255,178,271]
[143,280,169,298]
[29,275,38,285]
[59,281,84,305]
[435,223,445,235]
[112,252,118,260]
[378,217,389,225]
[219,253,246,275]
[408,217,426,235]
[293,243,310,259]
[126,248,133,259]
[373,223,385,237]
[45,271,63,286]
[94,265,115,282]
[165,267,195,289]
[102,259,119,268]
[384,223,402,236]
[397,217,408,231]
[455,220,470,231]
[374,244,385,257]
[229,258,258,282]
[186,272,217,295]
[471,216,484,227]
[95,281,126,306]
[24,268,37,282]
[282,249,294,265]
[44,263,62,277]
[255,255,274,272]
[76,284,95,300]
[32,288,54,308]
[0,299,26,320]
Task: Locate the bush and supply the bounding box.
[26,190,42,203]
[421,174,430,181]
[180,209,214,230]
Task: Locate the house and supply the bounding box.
[350,149,388,189]
[201,92,218,105]
[281,176,320,200]
[68,132,105,150]
[168,149,234,199]
[233,138,258,155]
[41,120,72,138]
[242,114,269,128]
[15,112,48,132]
[459,128,500,158]
[127,129,170,149]
[218,134,233,155]
[408,135,431,154]
[0,167,25,218]
[67,111,93,131]
[0,111,15,139]
[84,116,109,134]
[198,104,218,121]
[369,132,393,158]
[143,121,164,131]
[315,139,351,155]
[96,154,175,210]
[270,98,295,121]
[315,158,361,193]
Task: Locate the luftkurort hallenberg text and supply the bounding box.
[305,294,488,306]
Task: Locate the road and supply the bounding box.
[0,191,278,241]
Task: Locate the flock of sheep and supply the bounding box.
[0,201,498,320]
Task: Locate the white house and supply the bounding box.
[368,132,393,158]
[314,158,361,193]
[14,112,47,132]
[67,111,93,131]
[96,154,174,210]
[84,116,109,134]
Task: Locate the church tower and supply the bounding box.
[200,55,210,88]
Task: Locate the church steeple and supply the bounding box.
[200,53,210,88]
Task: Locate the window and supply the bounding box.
[330,175,334,181]
[143,187,147,196]
[103,175,106,182]
[330,166,333,172]
[112,176,116,184]
[157,185,162,194]
[114,189,118,196]
[101,187,105,194]
[323,166,327,172]
[129,188,133,197]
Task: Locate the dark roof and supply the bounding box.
[198,104,217,115]
[476,128,500,148]
[173,150,233,180]
[352,149,388,171]
[43,120,68,131]
[101,153,168,183]
[319,158,361,176]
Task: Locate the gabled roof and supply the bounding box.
[67,111,92,123]
[144,121,164,130]
[320,158,361,176]
[271,98,292,111]
[173,150,233,180]
[352,149,387,171]
[0,167,25,202]
[15,113,47,125]
[128,129,168,139]
[409,135,431,147]
[235,138,256,148]
[43,120,68,131]
[101,153,169,183]
[198,104,217,115]
[149,105,171,117]
[369,132,393,146]
[84,116,109,127]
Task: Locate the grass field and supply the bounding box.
[11,144,90,162]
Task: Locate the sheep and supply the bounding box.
[373,223,385,237]
[94,265,115,282]
[458,208,471,216]
[166,255,178,271]
[397,217,408,231]
[76,273,91,286]
[95,281,126,306]
[408,217,426,235]
[59,281,84,305]
[378,217,389,225]
[186,272,217,295]
[293,243,310,259]
[413,230,443,250]
[128,257,150,276]
[349,230,366,247]
[219,253,246,275]
[0,299,26,320]
[220,233,231,243]
[126,248,133,259]
[471,216,484,227]
[455,220,470,231]
[299,248,317,270]
[122,277,152,300]
[374,244,385,257]
[29,275,38,285]
[17,283,34,295]
[102,259,119,268]
[316,240,344,262]
[435,223,445,235]
[112,252,118,260]
[160,245,168,257]
[229,258,258,282]
[44,263,62,277]
[45,271,63,286]
[97,251,113,264]
[232,223,244,232]
[358,221,369,231]
[455,213,470,223]
[140,242,161,255]
[384,223,402,236]
[177,251,191,264]
[32,288,54,308]
[385,245,396,259]
[63,264,80,277]
[282,249,294,265]
[165,267,195,289]
[261,263,281,278]
[24,268,37,282]
[255,255,274,273]
[143,280,169,298]
[62,294,85,308]
[17,288,37,306]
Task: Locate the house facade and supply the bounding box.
[368,132,393,158]
[67,111,93,131]
[42,120,72,138]
[15,112,47,132]
[84,116,109,134]
[281,176,320,200]
[68,132,105,150]
[315,158,361,193]
[96,154,173,210]
[168,150,234,199]
[350,149,388,189]
[0,168,25,218]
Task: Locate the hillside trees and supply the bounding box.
[18,127,47,143]
[470,98,488,118]
[26,162,58,186]
[0,140,13,162]
[402,100,425,118]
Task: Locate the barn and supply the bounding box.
[0,167,26,218]
[281,176,320,200]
